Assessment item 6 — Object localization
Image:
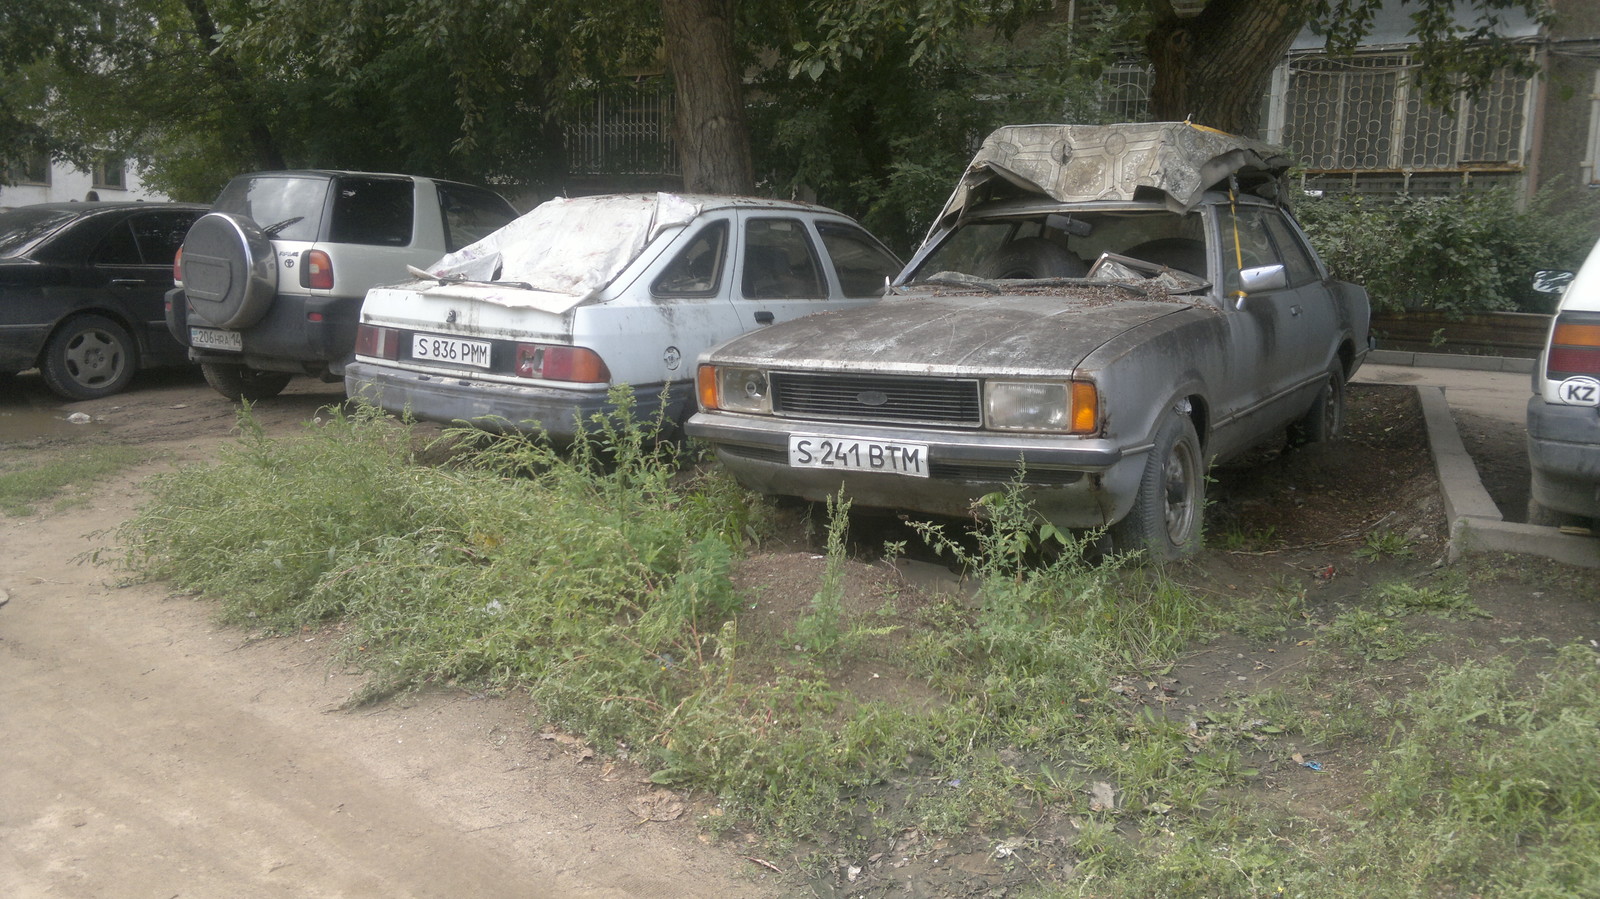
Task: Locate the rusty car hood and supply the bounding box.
[929,122,1292,235]
[707,288,1209,377]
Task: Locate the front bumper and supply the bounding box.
[1526,396,1600,518]
[345,360,691,440]
[686,410,1152,528]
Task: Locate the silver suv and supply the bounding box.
[167,170,517,399]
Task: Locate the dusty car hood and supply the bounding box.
[708,289,1205,376]
[930,122,1292,234]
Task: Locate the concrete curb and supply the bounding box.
[1412,385,1599,568]
[1369,348,1535,373]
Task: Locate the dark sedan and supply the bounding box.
[1,201,208,399]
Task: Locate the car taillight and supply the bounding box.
[172,246,183,283]
[302,250,334,290]
[355,324,401,360]
[1547,320,1600,377]
[514,345,610,383]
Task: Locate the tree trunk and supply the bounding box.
[179,0,285,170]
[661,0,754,194]
[1143,0,1308,136]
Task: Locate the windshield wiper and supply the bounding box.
[260,216,304,237]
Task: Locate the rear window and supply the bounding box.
[213,175,331,242]
[328,176,414,246]
[0,207,77,257]
[437,183,517,252]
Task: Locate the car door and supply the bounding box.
[1209,202,1324,448]
[728,213,897,332]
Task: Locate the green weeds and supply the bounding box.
[0,444,149,515]
[112,400,1600,895]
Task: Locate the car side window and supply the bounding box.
[743,218,825,299]
[1261,212,1321,287]
[92,221,143,266]
[129,212,197,266]
[817,221,900,297]
[1216,206,1283,296]
[654,220,728,298]
[438,184,517,252]
[328,177,415,246]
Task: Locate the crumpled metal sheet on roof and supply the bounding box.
[929,122,1293,232]
[422,192,700,311]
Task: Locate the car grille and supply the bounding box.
[770,372,982,427]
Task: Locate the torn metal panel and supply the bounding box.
[425,193,701,308]
[929,122,1294,235]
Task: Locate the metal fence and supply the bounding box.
[564,80,679,177]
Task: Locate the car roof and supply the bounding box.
[2,201,208,215]
[542,192,845,217]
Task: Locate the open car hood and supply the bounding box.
[929,122,1293,234]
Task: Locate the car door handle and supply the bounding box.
[1289,304,1303,317]
[754,311,775,325]
[109,278,148,286]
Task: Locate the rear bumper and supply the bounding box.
[168,288,360,377]
[345,360,691,440]
[1526,396,1600,518]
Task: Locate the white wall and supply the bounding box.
[0,160,169,208]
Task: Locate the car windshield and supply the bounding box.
[910,208,1210,289]
[0,207,77,257]
[212,175,331,242]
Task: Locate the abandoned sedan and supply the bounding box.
[346,193,901,438]
[688,123,1371,559]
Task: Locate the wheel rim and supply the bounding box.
[1162,438,1200,545]
[1323,378,1343,438]
[63,329,125,388]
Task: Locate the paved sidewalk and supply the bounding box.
[1352,351,1597,568]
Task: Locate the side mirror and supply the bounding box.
[1533,270,1574,294]
[1239,263,1288,293]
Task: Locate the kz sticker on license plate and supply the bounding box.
[788,435,929,477]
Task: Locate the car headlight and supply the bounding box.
[985,380,1098,434]
[697,364,771,414]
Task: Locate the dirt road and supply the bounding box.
[0,371,780,899]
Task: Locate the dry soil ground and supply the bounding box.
[1,366,1595,899]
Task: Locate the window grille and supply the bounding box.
[1281,52,1530,172]
[564,80,679,177]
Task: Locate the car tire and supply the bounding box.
[201,362,293,401]
[39,314,138,400]
[179,212,278,329]
[1287,364,1345,447]
[1109,408,1204,561]
[980,238,1087,280]
[1527,494,1592,530]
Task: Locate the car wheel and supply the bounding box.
[1109,408,1204,561]
[1287,364,1345,447]
[179,212,277,329]
[39,314,138,400]
[201,362,293,401]
[980,238,1087,279]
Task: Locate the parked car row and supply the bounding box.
[11,122,1588,557]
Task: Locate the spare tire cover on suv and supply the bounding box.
[180,212,277,329]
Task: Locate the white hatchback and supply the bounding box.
[345,193,901,439]
[1527,235,1600,526]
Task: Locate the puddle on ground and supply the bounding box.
[0,407,108,442]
